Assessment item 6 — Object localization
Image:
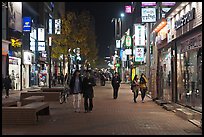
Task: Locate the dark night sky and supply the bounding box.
[66,2,125,59]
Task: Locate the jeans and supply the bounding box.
[84,97,93,111]
[113,87,119,99]
[140,88,147,101]
[72,93,82,111]
[133,88,139,102]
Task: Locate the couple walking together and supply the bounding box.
[131,73,148,103]
[69,70,96,113]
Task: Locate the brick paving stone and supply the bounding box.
[2,83,202,135]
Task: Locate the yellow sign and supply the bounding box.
[132,68,136,81]
[11,38,21,47]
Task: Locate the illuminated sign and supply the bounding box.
[55,19,61,34]
[141,8,156,22]
[23,17,31,32]
[175,8,195,30]
[135,47,144,62]
[161,2,176,6]
[125,6,132,13]
[125,35,132,47]
[142,2,156,7]
[23,51,32,65]
[38,28,45,41]
[11,38,21,47]
[48,19,53,34]
[116,40,121,48]
[134,24,146,46]
[38,42,45,51]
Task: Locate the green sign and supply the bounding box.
[116,63,120,67]
[125,35,132,47]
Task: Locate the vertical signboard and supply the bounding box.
[55,19,61,34]
[135,47,144,62]
[134,24,146,46]
[38,28,45,41]
[23,17,31,32]
[125,35,132,47]
[8,2,22,32]
[48,19,53,34]
[116,40,121,49]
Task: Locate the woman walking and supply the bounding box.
[131,75,140,103]
[82,70,96,113]
[111,72,121,99]
[139,73,148,103]
[69,70,83,112]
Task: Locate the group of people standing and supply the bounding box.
[69,70,96,113]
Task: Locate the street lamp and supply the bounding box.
[121,13,125,18]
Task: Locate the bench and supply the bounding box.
[27,89,42,92]
[20,92,60,102]
[22,96,44,105]
[41,87,64,92]
[2,102,50,125]
[2,99,18,107]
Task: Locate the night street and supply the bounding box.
[2,82,202,135]
[2,2,202,135]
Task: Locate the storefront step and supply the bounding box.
[188,119,202,129]
[155,100,167,106]
[175,108,194,120]
[163,104,174,111]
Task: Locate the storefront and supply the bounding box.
[166,2,202,112]
[9,56,21,90]
[176,31,202,112]
[153,18,174,103]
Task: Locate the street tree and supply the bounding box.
[51,11,97,74]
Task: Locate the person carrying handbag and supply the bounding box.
[131,75,140,103]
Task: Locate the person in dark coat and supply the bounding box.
[82,70,96,113]
[69,70,83,112]
[111,72,121,99]
[2,74,4,92]
[100,73,106,86]
[4,75,12,98]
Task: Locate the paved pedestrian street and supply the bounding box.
[2,83,202,135]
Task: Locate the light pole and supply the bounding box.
[120,13,125,83]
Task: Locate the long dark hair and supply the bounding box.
[140,73,146,84]
[133,75,138,81]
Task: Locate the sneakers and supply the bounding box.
[74,109,81,113]
[84,110,88,113]
[142,100,144,103]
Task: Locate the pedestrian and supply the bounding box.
[139,73,148,103]
[61,73,64,85]
[64,73,68,84]
[4,75,12,98]
[111,72,121,99]
[2,74,4,92]
[52,73,56,86]
[69,70,83,112]
[82,70,96,113]
[100,72,106,86]
[131,74,140,103]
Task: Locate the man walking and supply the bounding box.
[111,72,121,99]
